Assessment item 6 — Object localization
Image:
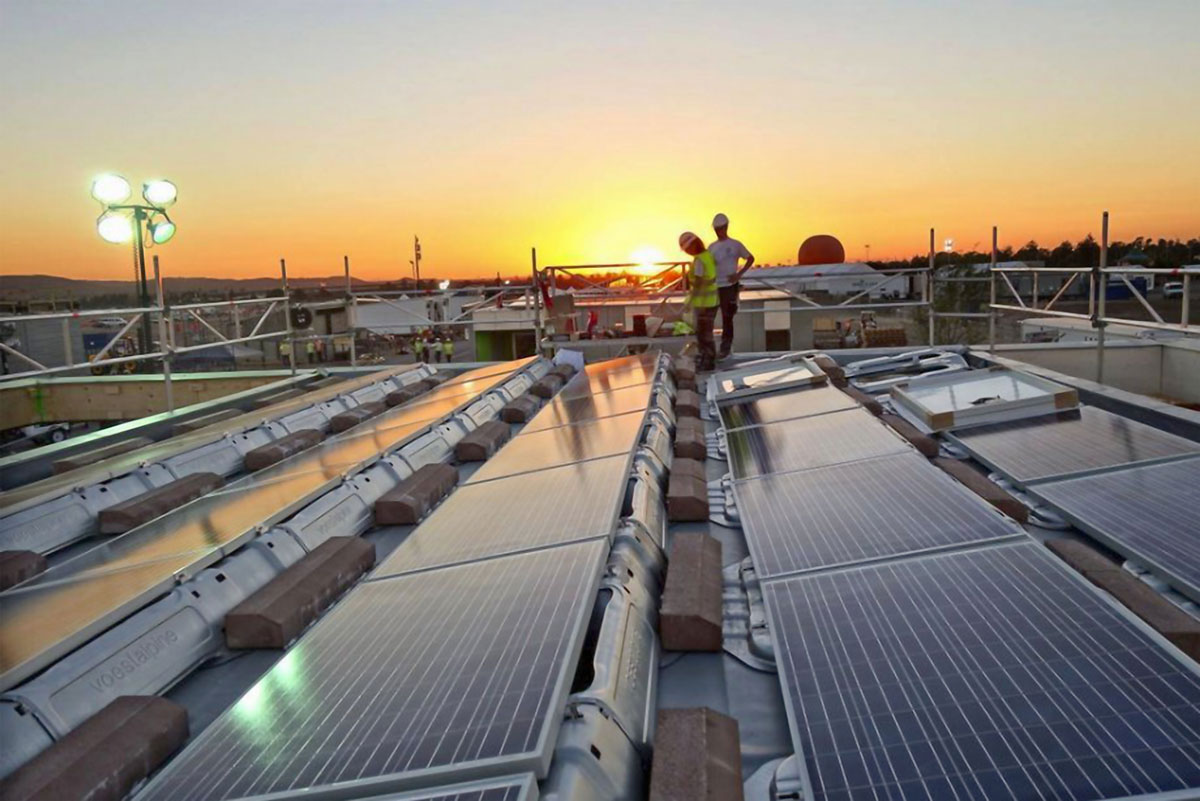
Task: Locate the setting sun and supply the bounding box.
[629,246,666,275]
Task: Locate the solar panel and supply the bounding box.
[1032,456,1200,601]
[466,412,646,484]
[138,540,607,801]
[727,408,910,480]
[719,384,858,431]
[558,360,660,399]
[436,357,537,390]
[374,455,630,577]
[950,407,1199,484]
[367,774,536,801]
[582,352,660,376]
[0,364,419,516]
[523,384,653,433]
[0,361,527,691]
[765,540,1200,801]
[736,451,1023,578]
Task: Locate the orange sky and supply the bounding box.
[1,1,1198,282]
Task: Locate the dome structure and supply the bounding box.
[797,234,845,266]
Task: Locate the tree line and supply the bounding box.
[876,236,1200,272]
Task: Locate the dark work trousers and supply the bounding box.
[718,283,740,357]
[695,306,718,371]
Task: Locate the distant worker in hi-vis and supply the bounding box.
[678,231,719,371]
[441,337,454,362]
[708,212,755,360]
[413,336,425,363]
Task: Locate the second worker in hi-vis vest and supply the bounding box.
[678,230,719,371]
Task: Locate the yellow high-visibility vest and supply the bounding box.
[689,251,719,309]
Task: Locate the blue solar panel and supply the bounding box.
[719,384,857,431]
[736,452,1023,578]
[138,540,607,801]
[557,355,661,399]
[949,407,1199,484]
[466,412,645,484]
[1032,456,1200,602]
[726,408,909,479]
[764,541,1200,801]
[522,384,653,433]
[374,455,630,577]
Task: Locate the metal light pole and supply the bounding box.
[413,236,422,289]
[133,208,152,354]
[91,175,178,365]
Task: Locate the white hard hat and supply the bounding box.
[678,231,701,250]
[712,213,729,228]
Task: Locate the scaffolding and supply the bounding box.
[0,257,294,411]
[532,255,933,354]
[983,213,1196,385]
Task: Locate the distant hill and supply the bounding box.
[0,274,377,302]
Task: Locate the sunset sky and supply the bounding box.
[1,0,1198,282]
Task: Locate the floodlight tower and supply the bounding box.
[90,174,178,357]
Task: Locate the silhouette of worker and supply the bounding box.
[708,213,755,360]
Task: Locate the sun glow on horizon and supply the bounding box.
[629,246,666,275]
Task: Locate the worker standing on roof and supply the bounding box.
[441,336,454,363]
[708,213,755,361]
[679,231,719,371]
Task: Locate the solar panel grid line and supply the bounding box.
[946,408,1200,486]
[138,540,606,801]
[733,451,1024,579]
[725,408,912,481]
[721,401,859,433]
[521,390,655,434]
[436,358,538,390]
[371,533,612,580]
[775,556,1059,801]
[763,542,1200,801]
[362,773,536,800]
[556,366,660,400]
[718,384,859,432]
[902,547,1200,799]
[178,565,488,796]
[1019,451,1200,488]
[519,356,661,433]
[300,519,572,786]
[465,411,648,485]
[1030,456,1200,604]
[372,454,633,577]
